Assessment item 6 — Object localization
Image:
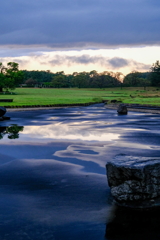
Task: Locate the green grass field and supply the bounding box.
[0,87,160,107]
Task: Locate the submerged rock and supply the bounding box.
[106,155,160,208]
[0,106,6,117]
[117,104,128,114]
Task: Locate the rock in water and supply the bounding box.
[0,106,6,117]
[117,104,128,114]
[106,155,160,208]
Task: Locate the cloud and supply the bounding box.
[107,57,150,71]
[108,58,129,68]
[49,54,103,66]
[48,54,150,71]
[0,0,160,48]
[0,47,153,74]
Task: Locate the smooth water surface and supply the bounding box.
[0,104,160,240]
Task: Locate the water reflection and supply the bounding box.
[22,123,119,142]
[0,125,24,139]
[105,205,160,240]
[0,106,159,239]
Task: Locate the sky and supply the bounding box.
[0,0,160,75]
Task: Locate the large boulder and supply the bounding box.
[0,106,6,117]
[117,104,128,114]
[106,155,160,208]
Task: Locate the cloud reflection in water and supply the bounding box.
[21,122,119,142]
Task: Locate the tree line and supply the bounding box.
[0,60,160,92]
[121,61,160,88]
[22,70,122,88]
[22,61,160,89]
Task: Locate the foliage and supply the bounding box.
[123,71,151,89]
[149,60,160,86]
[0,124,24,139]
[4,60,159,90]
[25,78,38,87]
[123,71,139,86]
[22,70,122,88]
[0,62,24,92]
[51,73,69,88]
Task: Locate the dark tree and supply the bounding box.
[123,71,141,87]
[25,78,38,87]
[149,60,160,86]
[0,62,24,92]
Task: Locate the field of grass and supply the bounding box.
[0,87,160,107]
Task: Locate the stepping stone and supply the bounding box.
[106,154,160,208]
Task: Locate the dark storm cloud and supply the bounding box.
[0,0,160,48]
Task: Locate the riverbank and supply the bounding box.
[6,102,160,114]
[6,102,94,112]
[105,103,160,114]
[1,87,160,109]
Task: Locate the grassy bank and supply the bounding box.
[0,87,160,107]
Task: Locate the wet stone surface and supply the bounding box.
[0,104,159,239]
[117,104,128,115]
[106,155,160,208]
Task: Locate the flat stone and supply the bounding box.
[106,155,160,208]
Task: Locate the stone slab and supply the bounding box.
[106,155,160,208]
